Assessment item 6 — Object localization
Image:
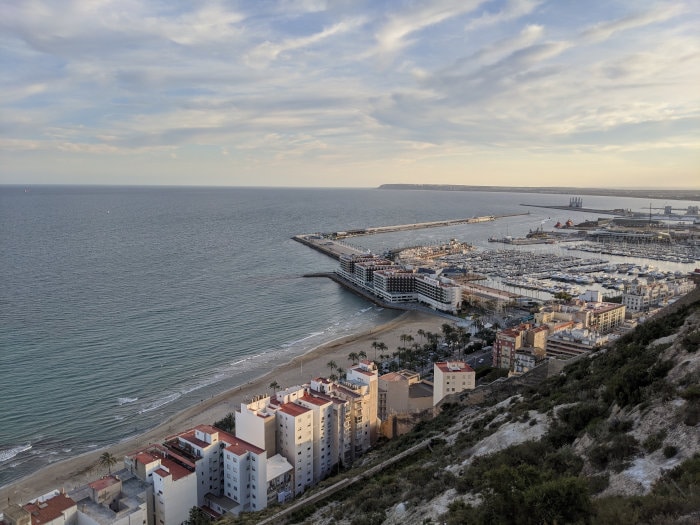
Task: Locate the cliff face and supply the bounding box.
[284,290,700,525]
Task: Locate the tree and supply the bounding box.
[372,341,387,361]
[327,360,337,374]
[441,323,454,338]
[269,381,280,392]
[348,352,360,365]
[98,452,117,475]
[185,506,210,525]
[358,350,367,361]
[214,413,235,433]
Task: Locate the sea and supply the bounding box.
[1,185,697,489]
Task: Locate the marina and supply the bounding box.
[295,208,698,306]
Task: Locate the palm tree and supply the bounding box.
[348,352,359,365]
[337,367,346,380]
[372,341,387,361]
[358,350,367,361]
[269,381,280,392]
[327,360,337,375]
[400,333,414,346]
[98,451,117,475]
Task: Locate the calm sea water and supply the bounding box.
[1,186,697,487]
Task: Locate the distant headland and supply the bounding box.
[377,184,700,201]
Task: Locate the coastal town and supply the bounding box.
[3,214,698,524]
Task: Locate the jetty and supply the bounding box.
[329,213,527,239]
[293,213,528,260]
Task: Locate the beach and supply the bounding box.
[0,310,449,505]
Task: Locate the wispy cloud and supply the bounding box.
[375,0,485,55]
[580,4,685,43]
[466,0,543,31]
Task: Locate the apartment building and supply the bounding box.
[125,444,197,524]
[433,361,475,405]
[545,329,610,359]
[274,402,314,495]
[345,361,379,441]
[7,491,78,525]
[492,324,527,370]
[378,369,433,420]
[537,298,625,334]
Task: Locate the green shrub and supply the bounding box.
[588,473,610,494]
[663,445,678,458]
[608,418,633,433]
[642,430,666,453]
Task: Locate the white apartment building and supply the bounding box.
[235,395,277,454]
[126,425,293,519]
[623,278,694,313]
[221,440,269,513]
[295,394,335,483]
[433,361,475,405]
[152,462,198,525]
[125,445,197,525]
[162,425,230,505]
[275,402,315,495]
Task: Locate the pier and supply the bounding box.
[293,234,368,260]
[293,213,528,260]
[330,213,528,238]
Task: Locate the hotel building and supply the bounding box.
[337,255,463,314]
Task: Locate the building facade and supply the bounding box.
[433,361,475,405]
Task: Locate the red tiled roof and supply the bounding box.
[88,475,120,491]
[379,372,405,382]
[224,437,265,456]
[435,362,474,373]
[299,394,331,406]
[158,457,193,481]
[278,402,311,417]
[24,494,76,524]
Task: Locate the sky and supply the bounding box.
[1,0,699,188]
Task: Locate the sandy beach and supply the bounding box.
[0,310,449,506]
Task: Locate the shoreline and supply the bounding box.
[0,310,447,504]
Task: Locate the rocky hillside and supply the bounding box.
[228,290,700,525]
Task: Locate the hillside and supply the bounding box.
[227,289,700,525]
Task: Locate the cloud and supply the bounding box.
[580,4,685,43]
[375,0,485,55]
[246,17,365,67]
[465,0,543,31]
[0,0,698,187]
